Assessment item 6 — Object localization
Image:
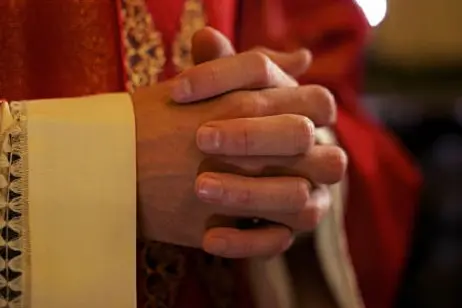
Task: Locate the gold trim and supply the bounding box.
[119,0,166,92]
[172,0,207,73]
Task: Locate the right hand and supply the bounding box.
[132,48,343,258]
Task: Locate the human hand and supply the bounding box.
[190,28,347,257]
[133,30,345,258]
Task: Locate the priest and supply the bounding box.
[0,1,421,308]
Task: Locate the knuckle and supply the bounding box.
[243,126,253,156]
[229,91,267,117]
[250,51,274,86]
[310,197,330,227]
[293,199,328,231]
[243,91,269,117]
[207,64,221,85]
[235,121,254,156]
[291,115,315,153]
[226,92,248,115]
[307,85,337,125]
[326,146,348,181]
[290,178,311,213]
[234,183,253,208]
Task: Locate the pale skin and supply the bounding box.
[132,28,347,259]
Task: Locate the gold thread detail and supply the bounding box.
[119,0,166,92]
[172,0,207,73]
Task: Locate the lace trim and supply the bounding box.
[0,101,30,308]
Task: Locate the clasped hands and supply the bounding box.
[133,28,347,259]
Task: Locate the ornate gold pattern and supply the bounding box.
[172,0,207,73]
[119,0,166,92]
[0,101,30,308]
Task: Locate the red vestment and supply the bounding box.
[0,1,421,307]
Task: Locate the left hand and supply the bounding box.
[176,28,347,258]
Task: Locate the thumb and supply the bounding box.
[191,27,236,64]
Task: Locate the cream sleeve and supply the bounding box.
[0,94,137,308]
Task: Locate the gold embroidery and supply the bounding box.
[119,0,166,92]
[172,0,207,73]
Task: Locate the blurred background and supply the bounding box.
[356,0,462,307]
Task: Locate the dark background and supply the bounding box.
[362,57,462,308]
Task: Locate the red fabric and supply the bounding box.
[237,1,421,308]
[0,1,124,101]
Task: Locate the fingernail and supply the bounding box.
[197,126,221,152]
[206,237,228,254]
[197,177,223,200]
[170,78,192,102]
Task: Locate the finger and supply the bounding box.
[202,226,293,258]
[170,51,297,103]
[218,85,336,126]
[196,114,315,156]
[253,47,312,78]
[200,145,348,185]
[195,172,313,214]
[196,173,329,232]
[265,186,331,232]
[192,27,236,64]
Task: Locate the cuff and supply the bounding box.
[0,94,137,308]
[314,128,364,308]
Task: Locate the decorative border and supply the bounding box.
[0,101,30,308]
